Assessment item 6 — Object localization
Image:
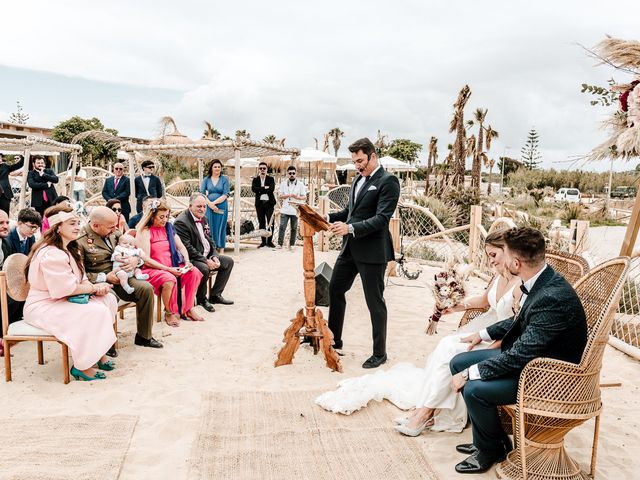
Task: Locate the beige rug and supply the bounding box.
[0,414,138,480]
[189,391,439,480]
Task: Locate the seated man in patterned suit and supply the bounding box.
[77,206,162,353]
[449,227,587,474]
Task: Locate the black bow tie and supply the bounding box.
[520,283,529,295]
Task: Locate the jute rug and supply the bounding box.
[0,414,138,480]
[189,391,439,480]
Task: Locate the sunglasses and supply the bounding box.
[259,167,267,170]
[112,208,122,212]
[288,172,296,175]
[114,167,123,171]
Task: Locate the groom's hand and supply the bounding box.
[329,222,349,236]
[460,332,482,351]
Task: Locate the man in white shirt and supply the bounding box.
[448,227,587,474]
[276,166,307,250]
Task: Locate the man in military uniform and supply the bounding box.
[77,206,162,351]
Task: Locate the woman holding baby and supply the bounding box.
[137,199,203,326]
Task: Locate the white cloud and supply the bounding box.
[2,1,640,170]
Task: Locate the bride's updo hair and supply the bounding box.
[485,228,509,249]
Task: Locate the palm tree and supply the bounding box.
[466,134,477,160]
[235,129,250,140]
[313,137,319,150]
[442,143,454,189]
[425,136,438,195]
[375,129,388,155]
[328,127,345,157]
[448,85,472,186]
[484,156,496,195]
[263,134,277,144]
[202,121,221,140]
[468,108,487,190]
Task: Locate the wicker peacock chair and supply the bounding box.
[496,257,630,480]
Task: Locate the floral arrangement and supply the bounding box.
[426,267,467,335]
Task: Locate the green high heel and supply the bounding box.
[97,360,115,371]
[70,367,106,381]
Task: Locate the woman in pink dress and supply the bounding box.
[137,199,203,327]
[24,204,117,381]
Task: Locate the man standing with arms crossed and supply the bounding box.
[327,138,400,369]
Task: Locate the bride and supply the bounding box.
[315,229,521,435]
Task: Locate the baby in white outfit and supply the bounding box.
[111,234,149,294]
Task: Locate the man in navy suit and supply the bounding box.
[134,160,164,214]
[327,138,400,369]
[102,162,131,221]
[7,208,41,255]
[449,227,587,474]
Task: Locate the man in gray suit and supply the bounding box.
[449,227,587,474]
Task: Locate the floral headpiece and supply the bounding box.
[149,199,161,212]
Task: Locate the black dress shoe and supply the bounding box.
[134,334,163,349]
[266,242,276,248]
[199,300,216,312]
[257,243,266,249]
[209,294,234,305]
[362,354,387,369]
[456,443,478,455]
[454,450,506,474]
[106,346,118,358]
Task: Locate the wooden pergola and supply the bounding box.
[0,136,82,210]
[122,139,300,254]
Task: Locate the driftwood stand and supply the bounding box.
[275,206,342,372]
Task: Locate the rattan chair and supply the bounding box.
[1,271,71,384]
[496,257,630,480]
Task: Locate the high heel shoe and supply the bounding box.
[394,416,409,426]
[395,417,434,437]
[70,367,106,381]
[97,360,115,371]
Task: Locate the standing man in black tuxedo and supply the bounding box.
[327,137,400,369]
[102,162,131,222]
[251,161,276,248]
[27,156,58,217]
[0,154,24,215]
[134,160,164,214]
[449,227,587,474]
[174,193,234,312]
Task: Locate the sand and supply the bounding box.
[1,247,639,480]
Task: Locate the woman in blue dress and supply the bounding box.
[199,159,230,252]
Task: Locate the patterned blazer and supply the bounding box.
[478,266,587,380]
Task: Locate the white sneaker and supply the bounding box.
[275,245,283,250]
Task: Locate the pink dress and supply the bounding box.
[24,245,117,370]
[141,226,202,315]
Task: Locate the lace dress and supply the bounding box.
[315,279,515,432]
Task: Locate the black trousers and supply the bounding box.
[328,246,388,357]
[192,255,234,303]
[450,349,519,454]
[0,197,10,216]
[255,202,274,245]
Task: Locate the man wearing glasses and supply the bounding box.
[7,208,41,255]
[251,162,277,248]
[134,160,164,214]
[277,166,306,250]
[102,162,131,222]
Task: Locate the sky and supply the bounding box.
[1,0,639,172]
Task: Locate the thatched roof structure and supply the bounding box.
[153,116,194,145]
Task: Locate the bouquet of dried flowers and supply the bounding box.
[426,267,467,335]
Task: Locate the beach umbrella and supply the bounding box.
[379,156,418,172]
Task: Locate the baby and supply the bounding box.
[111,234,149,294]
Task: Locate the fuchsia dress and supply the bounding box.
[141,226,202,315]
[24,246,117,370]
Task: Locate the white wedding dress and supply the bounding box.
[315,280,515,432]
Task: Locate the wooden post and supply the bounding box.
[128,152,137,214]
[387,216,401,277]
[234,148,241,255]
[468,205,482,263]
[495,202,503,218]
[318,196,330,252]
[68,152,78,197]
[620,187,640,256]
[569,219,590,255]
[18,147,31,210]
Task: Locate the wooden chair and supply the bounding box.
[113,300,136,349]
[1,272,71,384]
[496,257,630,480]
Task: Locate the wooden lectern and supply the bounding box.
[275,204,342,372]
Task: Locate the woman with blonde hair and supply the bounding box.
[137,199,203,326]
[23,203,117,381]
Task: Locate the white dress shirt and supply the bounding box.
[353,165,381,200]
[469,264,548,380]
[191,212,211,258]
[279,179,307,215]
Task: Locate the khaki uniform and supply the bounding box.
[77,225,155,340]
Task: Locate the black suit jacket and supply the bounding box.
[27,168,58,208]
[251,175,276,206]
[134,175,164,213]
[479,266,587,380]
[102,175,131,217]
[0,237,10,264]
[328,167,400,265]
[7,228,36,255]
[0,159,24,199]
[173,210,218,265]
